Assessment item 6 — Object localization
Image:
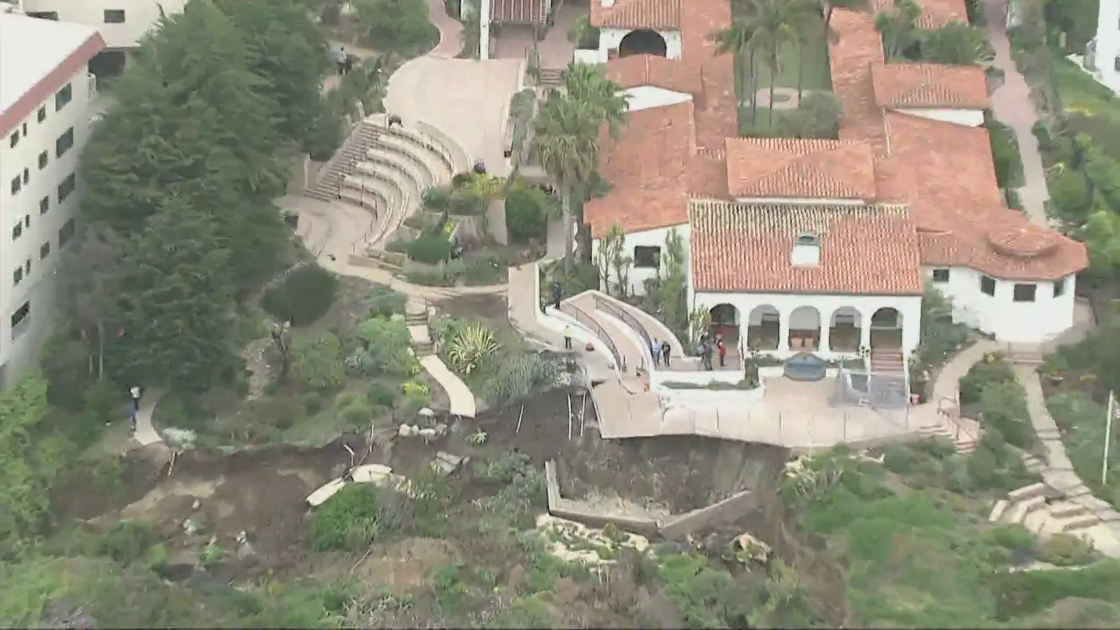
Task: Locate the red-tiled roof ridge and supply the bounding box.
[606,54,703,95]
[590,0,682,30]
[724,138,878,200]
[689,200,924,294]
[490,0,552,23]
[871,62,991,110]
[585,101,697,238]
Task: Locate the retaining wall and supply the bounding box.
[544,460,754,541]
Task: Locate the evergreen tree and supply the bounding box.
[116,203,239,392]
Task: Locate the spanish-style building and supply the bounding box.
[581,0,1087,367]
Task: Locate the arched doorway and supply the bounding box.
[829,307,862,352]
[788,306,821,351]
[618,29,668,58]
[746,305,780,351]
[869,307,903,349]
[709,303,741,359]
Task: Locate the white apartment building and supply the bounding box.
[10,0,187,77]
[0,13,104,385]
[1085,0,1120,93]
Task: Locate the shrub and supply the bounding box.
[386,237,411,254]
[96,521,162,565]
[353,0,438,55]
[367,284,406,318]
[1038,533,1095,566]
[367,382,397,407]
[406,259,465,286]
[448,324,500,375]
[406,233,453,264]
[292,332,346,390]
[959,353,1016,404]
[310,485,382,551]
[978,380,1034,449]
[985,117,1025,189]
[448,189,486,216]
[400,381,432,417]
[260,264,339,326]
[422,185,452,210]
[481,354,559,406]
[349,318,418,377]
[340,397,373,427]
[504,185,548,243]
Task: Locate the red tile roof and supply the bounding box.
[871,62,991,110]
[605,54,702,94]
[874,110,1086,280]
[490,0,552,23]
[871,0,969,29]
[689,201,923,294]
[724,138,877,199]
[828,10,888,151]
[585,101,696,238]
[590,0,681,30]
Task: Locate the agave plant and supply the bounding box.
[448,325,500,375]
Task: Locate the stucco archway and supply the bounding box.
[788,306,821,351]
[869,307,903,350]
[618,29,668,58]
[709,303,741,354]
[829,307,862,352]
[746,305,780,351]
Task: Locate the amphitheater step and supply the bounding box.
[1048,501,1090,519]
[1007,482,1051,503]
[1023,508,1049,535]
[989,499,1009,522]
[1003,495,1046,525]
[1060,513,1101,533]
[1022,454,1046,473]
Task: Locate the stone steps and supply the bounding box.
[918,422,979,454]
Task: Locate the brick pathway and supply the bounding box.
[984,0,1051,225]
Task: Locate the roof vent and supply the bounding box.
[791,232,820,267]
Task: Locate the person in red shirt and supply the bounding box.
[717,336,727,368]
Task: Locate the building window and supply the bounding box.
[980,275,996,296]
[58,218,76,248]
[27,10,57,20]
[40,242,50,260]
[1054,278,1066,297]
[10,176,20,196]
[38,196,49,215]
[38,151,48,170]
[58,173,76,203]
[55,83,72,111]
[11,222,22,240]
[931,268,950,283]
[103,9,126,23]
[37,106,47,123]
[22,168,29,185]
[56,127,74,158]
[24,260,31,275]
[24,215,30,228]
[8,130,18,148]
[11,301,31,339]
[11,267,22,286]
[633,245,661,269]
[1013,283,1037,302]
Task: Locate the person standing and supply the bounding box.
[717,336,727,368]
[650,337,661,367]
[661,340,671,368]
[564,325,573,350]
[550,281,562,310]
[334,45,347,75]
[129,386,141,434]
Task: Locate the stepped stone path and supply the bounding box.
[407,298,476,419]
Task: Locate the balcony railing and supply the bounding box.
[560,302,622,370]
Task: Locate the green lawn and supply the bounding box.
[1052,56,1120,160]
[733,14,833,134]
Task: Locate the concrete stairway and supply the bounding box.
[304,120,381,203]
[538,67,564,87]
[406,299,433,357]
[869,349,909,410]
[988,482,1103,539]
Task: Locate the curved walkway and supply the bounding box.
[1018,365,1120,555]
[133,387,167,446]
[424,0,464,59]
[984,0,1051,225]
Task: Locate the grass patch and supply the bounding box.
[1046,391,1120,510]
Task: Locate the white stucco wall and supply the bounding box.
[23,0,189,49]
[892,107,985,127]
[691,292,922,360]
[924,266,1077,343]
[592,224,690,298]
[597,27,682,61]
[1089,0,1120,92]
[624,85,691,112]
[0,68,95,385]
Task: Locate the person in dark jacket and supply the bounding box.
[661,340,671,368]
[550,281,562,310]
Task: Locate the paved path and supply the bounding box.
[424,0,464,59]
[1017,365,1120,556]
[419,355,477,418]
[984,0,1051,225]
[133,387,167,446]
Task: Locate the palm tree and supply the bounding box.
[921,21,994,65]
[711,17,765,126]
[531,94,602,270]
[875,0,921,60]
[560,63,629,137]
[749,0,803,128]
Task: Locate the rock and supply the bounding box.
[183,518,202,536]
[399,424,418,437]
[433,423,448,437]
[732,532,772,565]
[191,499,201,510]
[418,428,438,440]
[418,407,436,418]
[237,542,256,560]
[432,451,467,476]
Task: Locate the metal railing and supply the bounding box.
[936,395,980,443]
[560,302,623,370]
[594,295,652,353]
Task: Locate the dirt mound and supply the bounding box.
[354,537,461,595]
